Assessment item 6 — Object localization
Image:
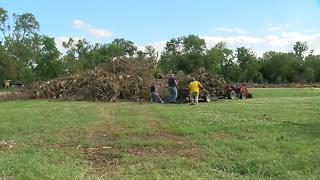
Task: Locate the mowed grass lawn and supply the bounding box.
[0,88,320,179]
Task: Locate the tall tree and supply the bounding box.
[181,34,206,55]
[261,52,301,83]
[293,41,308,60]
[34,36,63,80]
[205,41,233,75]
[12,13,39,43]
[236,47,261,82]
[111,38,137,57]
[304,54,320,82]
[0,8,9,43]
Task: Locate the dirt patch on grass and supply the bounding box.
[118,145,200,158]
[0,92,33,101]
[145,119,161,129]
[77,143,200,167]
[212,131,232,140]
[77,109,201,166]
[90,129,189,146]
[75,129,201,166]
[82,147,123,165]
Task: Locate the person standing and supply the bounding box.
[167,74,177,103]
[188,78,203,105]
[150,82,164,104]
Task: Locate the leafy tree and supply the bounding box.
[181,34,206,55]
[144,45,158,61]
[159,35,206,74]
[304,67,315,83]
[12,13,39,42]
[0,8,9,43]
[34,36,63,80]
[293,41,308,60]
[61,38,89,74]
[261,52,301,83]
[111,38,137,57]
[205,42,233,75]
[304,54,320,82]
[163,38,183,56]
[136,45,158,62]
[236,47,261,82]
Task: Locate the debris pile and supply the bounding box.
[34,60,226,102]
[177,68,226,99]
[35,59,160,101]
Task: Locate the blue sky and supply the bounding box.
[1,0,320,55]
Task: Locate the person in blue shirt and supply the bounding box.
[167,74,177,103]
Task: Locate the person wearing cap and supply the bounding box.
[167,74,177,103]
[188,77,203,105]
[150,82,164,104]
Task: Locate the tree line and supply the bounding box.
[1,8,320,85]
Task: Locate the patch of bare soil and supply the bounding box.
[212,132,232,140]
[72,127,201,166]
[76,142,200,167]
[145,119,161,129]
[0,92,33,101]
[62,109,202,167]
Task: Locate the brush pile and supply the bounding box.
[35,59,160,101]
[34,60,226,102]
[176,68,226,99]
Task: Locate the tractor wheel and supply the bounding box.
[239,92,246,99]
[228,90,236,99]
[247,93,253,98]
[204,93,211,102]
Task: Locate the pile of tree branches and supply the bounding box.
[34,59,160,101]
[176,68,226,99]
[33,59,226,102]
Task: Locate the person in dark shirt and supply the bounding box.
[150,82,164,104]
[167,74,177,103]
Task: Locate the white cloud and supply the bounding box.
[304,29,317,33]
[268,26,282,32]
[87,27,112,38]
[202,32,320,56]
[55,29,320,57]
[72,20,85,29]
[143,32,320,58]
[72,19,112,39]
[213,27,247,34]
[136,41,167,58]
[200,35,263,48]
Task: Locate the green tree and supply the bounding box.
[12,13,39,42]
[111,38,137,57]
[293,41,308,60]
[163,38,183,56]
[181,34,206,55]
[0,8,9,43]
[236,47,261,82]
[34,36,63,80]
[261,52,301,83]
[304,67,315,83]
[159,35,206,74]
[304,54,320,82]
[205,41,233,75]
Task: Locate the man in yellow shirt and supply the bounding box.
[188,78,203,105]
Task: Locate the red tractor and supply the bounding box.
[224,83,253,99]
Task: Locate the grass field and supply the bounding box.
[0,88,320,179]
